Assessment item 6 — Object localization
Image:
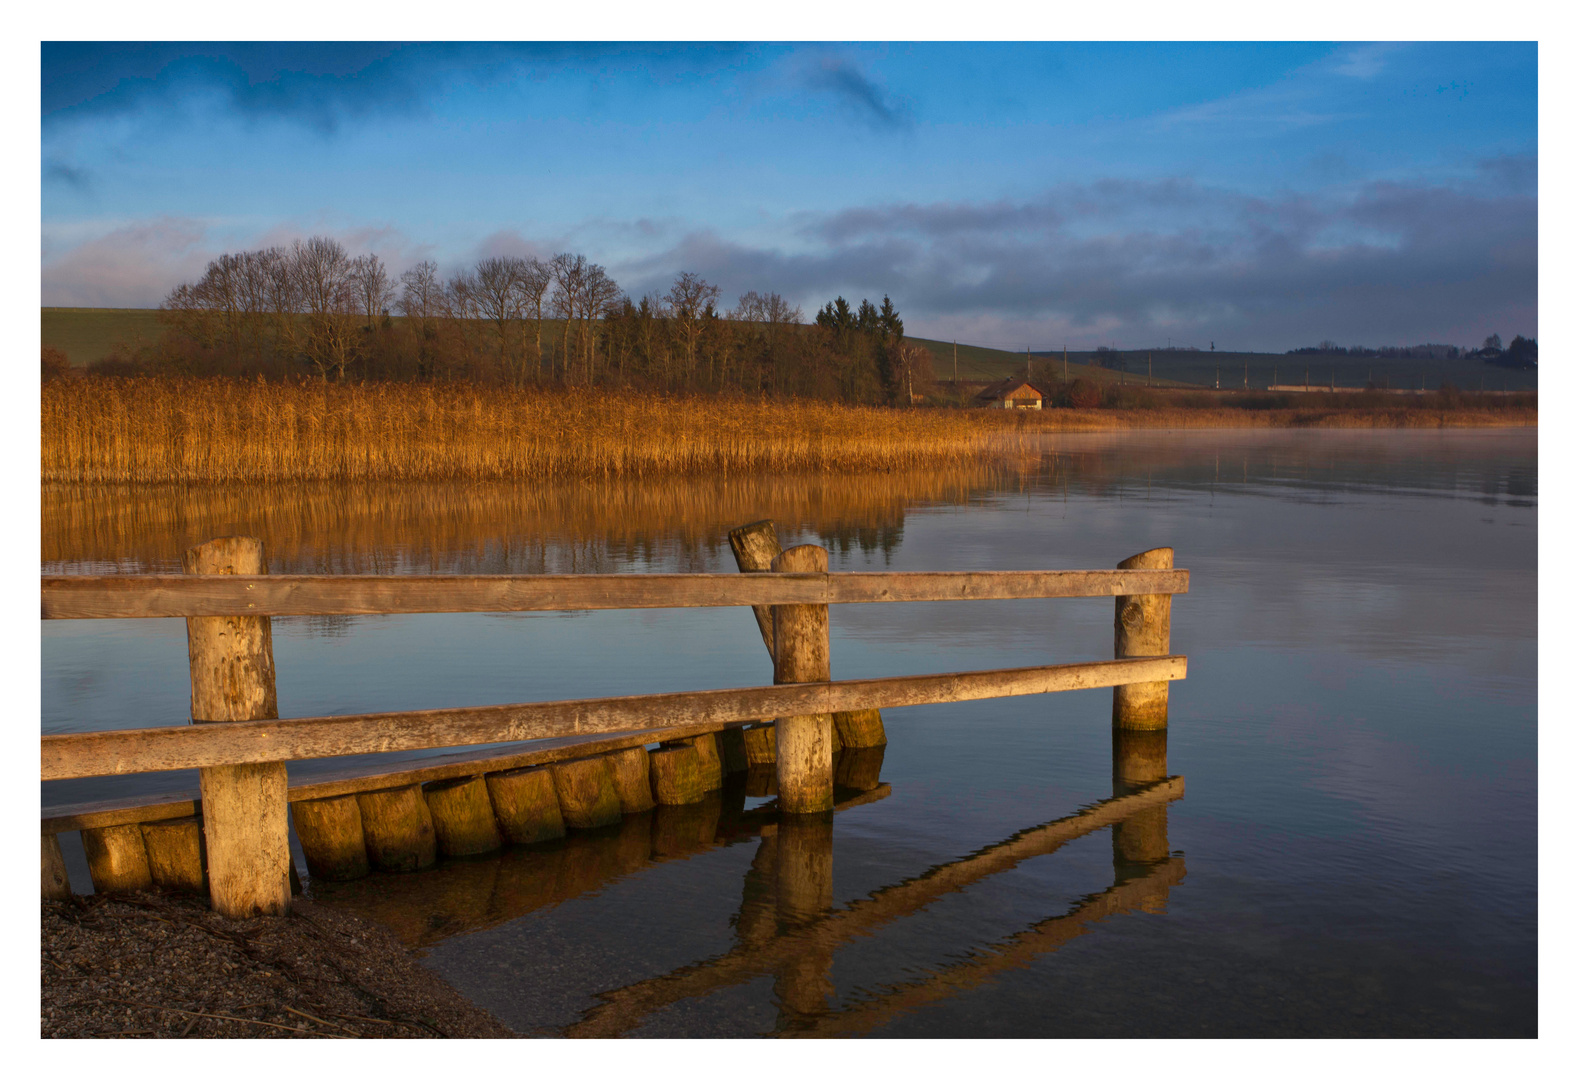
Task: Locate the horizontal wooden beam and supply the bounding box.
[41,569,1190,619]
[41,656,1186,781]
[41,721,760,834]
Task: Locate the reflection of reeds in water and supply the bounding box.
[42,460,1048,573]
[43,378,1043,484]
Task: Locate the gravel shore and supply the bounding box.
[42,891,516,1038]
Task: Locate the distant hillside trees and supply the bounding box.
[150,237,926,404]
[1486,335,1537,369]
[1286,341,1467,359]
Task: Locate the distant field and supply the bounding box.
[909,338,1195,388]
[1030,348,1538,393]
[42,308,166,366]
[40,309,1537,392]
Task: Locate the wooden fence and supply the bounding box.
[41,532,1187,919]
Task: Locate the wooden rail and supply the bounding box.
[42,657,1185,780]
[42,531,1188,921]
[40,568,1189,619]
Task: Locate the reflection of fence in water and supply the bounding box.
[311,773,892,950]
[564,764,1183,1037]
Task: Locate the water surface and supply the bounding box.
[41,429,1537,1036]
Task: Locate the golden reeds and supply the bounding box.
[41,378,1533,486]
[42,378,1041,484]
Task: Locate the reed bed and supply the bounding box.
[43,378,1039,484]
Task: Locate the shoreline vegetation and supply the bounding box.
[43,377,1536,484]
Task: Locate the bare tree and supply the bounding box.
[581,265,623,385]
[474,256,529,384]
[550,254,588,382]
[349,254,393,328]
[398,260,442,378]
[730,290,802,391]
[398,261,442,335]
[667,272,720,386]
[290,236,359,381]
[517,257,553,381]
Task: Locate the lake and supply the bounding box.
[41,427,1537,1037]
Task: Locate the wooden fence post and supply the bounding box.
[732,520,886,753]
[1113,547,1173,731]
[184,536,291,918]
[42,834,71,900]
[728,519,783,655]
[771,545,834,813]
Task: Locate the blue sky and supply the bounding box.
[40,41,1537,351]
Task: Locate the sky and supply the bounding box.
[39,41,1538,352]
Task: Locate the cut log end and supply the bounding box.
[141,816,207,893]
[290,794,370,882]
[486,766,566,845]
[551,757,624,829]
[423,776,503,858]
[356,785,438,872]
[603,746,657,814]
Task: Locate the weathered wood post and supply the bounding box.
[290,795,370,881]
[1113,547,1174,730]
[141,817,206,892]
[81,824,153,893]
[184,536,291,918]
[732,519,886,753]
[771,544,834,814]
[728,519,782,655]
[486,766,565,845]
[42,834,71,900]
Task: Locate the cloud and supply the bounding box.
[42,43,756,135]
[41,170,1536,351]
[1330,43,1400,80]
[41,217,211,308]
[612,173,1536,350]
[44,159,91,191]
[473,230,548,262]
[41,218,436,307]
[800,54,911,131]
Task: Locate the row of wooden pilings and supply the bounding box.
[47,519,894,906]
[66,726,890,895]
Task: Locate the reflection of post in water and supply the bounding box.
[1112,729,1170,881]
[773,812,835,1029]
[565,780,1183,1038]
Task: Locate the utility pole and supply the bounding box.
[1026,345,1031,380]
[953,340,958,383]
[1063,345,1068,383]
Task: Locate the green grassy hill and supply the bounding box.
[42,308,165,366]
[908,338,1196,388]
[41,308,1537,392]
[1032,348,1538,392]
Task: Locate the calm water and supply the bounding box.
[41,429,1537,1037]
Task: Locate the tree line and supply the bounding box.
[139,236,933,404]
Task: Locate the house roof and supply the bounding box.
[975,377,1045,402]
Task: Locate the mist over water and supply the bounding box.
[41,428,1536,1036]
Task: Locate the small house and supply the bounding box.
[975,378,1044,409]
